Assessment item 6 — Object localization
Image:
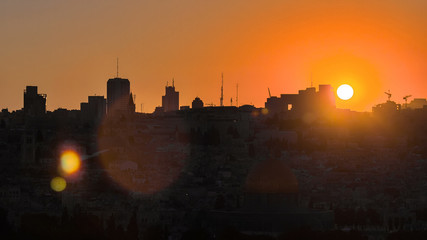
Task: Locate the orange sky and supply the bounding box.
[1,0,426,112]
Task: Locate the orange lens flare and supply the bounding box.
[60,150,81,175]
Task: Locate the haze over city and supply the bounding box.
[2,1,427,239]
[1,0,427,112]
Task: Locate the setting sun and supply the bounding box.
[337,84,354,100]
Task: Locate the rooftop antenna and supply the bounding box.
[268,88,271,98]
[310,73,313,88]
[230,97,233,106]
[384,90,392,101]
[220,73,224,107]
[236,83,239,107]
[172,78,175,88]
[116,58,119,78]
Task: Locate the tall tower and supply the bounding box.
[106,59,135,115]
[162,79,179,112]
[107,78,131,115]
[220,73,224,107]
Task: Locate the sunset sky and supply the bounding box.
[1,0,426,112]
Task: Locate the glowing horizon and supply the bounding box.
[1,1,426,112]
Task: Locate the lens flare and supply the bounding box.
[60,150,81,175]
[51,177,67,192]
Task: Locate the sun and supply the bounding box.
[337,84,354,100]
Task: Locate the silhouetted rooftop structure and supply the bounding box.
[80,96,106,122]
[23,86,46,116]
[191,97,203,109]
[407,98,427,109]
[107,78,135,116]
[265,84,335,116]
[372,100,401,114]
[162,81,179,112]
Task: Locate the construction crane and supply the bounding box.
[268,88,271,98]
[403,95,412,108]
[384,90,392,101]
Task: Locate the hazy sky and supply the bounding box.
[1,0,426,112]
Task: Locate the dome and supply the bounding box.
[239,105,256,112]
[245,158,298,194]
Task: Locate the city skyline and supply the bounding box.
[1,1,427,112]
[2,73,426,114]
[2,1,427,239]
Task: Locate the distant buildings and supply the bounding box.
[192,97,204,109]
[407,98,427,109]
[80,96,106,122]
[372,100,401,114]
[162,81,179,112]
[23,86,46,116]
[107,78,135,115]
[209,157,334,233]
[372,97,427,114]
[265,84,335,116]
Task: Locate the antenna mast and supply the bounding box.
[116,58,119,78]
[310,72,313,87]
[236,83,239,107]
[220,73,224,107]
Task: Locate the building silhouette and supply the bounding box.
[162,81,179,112]
[107,78,135,115]
[80,96,106,122]
[407,98,427,109]
[265,84,335,116]
[191,97,204,109]
[372,100,401,114]
[23,86,46,116]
